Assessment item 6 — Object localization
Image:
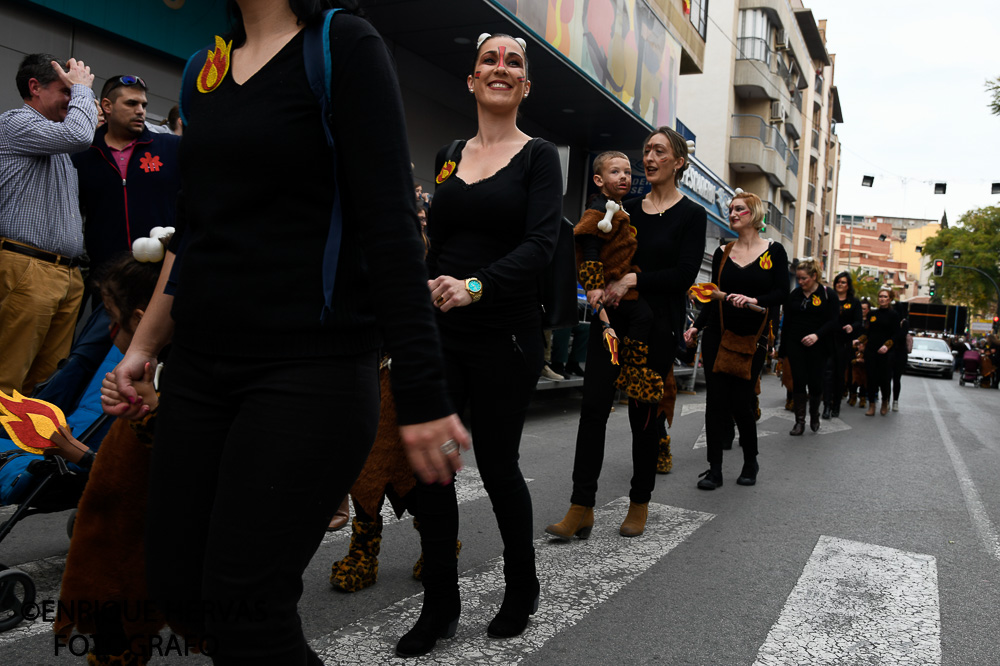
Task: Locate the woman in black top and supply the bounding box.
[890,306,910,411]
[780,259,838,435]
[822,271,862,418]
[396,33,562,658]
[546,127,706,541]
[106,2,467,664]
[685,191,788,489]
[859,286,902,415]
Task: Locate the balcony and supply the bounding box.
[729,115,786,187]
[767,201,782,235]
[815,73,824,94]
[787,147,799,175]
[806,182,817,214]
[787,101,802,140]
[782,215,793,243]
[734,40,786,101]
[784,155,798,200]
[810,128,821,160]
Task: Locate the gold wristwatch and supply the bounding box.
[465,277,483,303]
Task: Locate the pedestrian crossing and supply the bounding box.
[680,403,852,449]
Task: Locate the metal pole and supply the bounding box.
[687,334,703,393]
[949,264,1000,334]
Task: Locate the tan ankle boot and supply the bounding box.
[545,504,594,540]
[327,495,350,531]
[619,502,648,537]
[880,401,889,415]
[865,402,876,416]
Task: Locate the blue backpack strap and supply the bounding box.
[179,46,210,127]
[303,8,343,323]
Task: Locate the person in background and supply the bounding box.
[0,54,96,395]
[857,286,901,416]
[822,271,861,418]
[166,104,182,136]
[890,302,910,411]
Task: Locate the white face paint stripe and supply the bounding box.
[923,380,1000,562]
[752,536,941,665]
[310,498,714,664]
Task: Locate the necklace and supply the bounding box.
[646,191,680,216]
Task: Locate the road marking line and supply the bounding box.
[924,382,1000,562]
[692,406,851,449]
[321,467,528,546]
[311,498,714,665]
[753,536,940,666]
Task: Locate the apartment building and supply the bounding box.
[676,0,843,271]
[832,215,927,300]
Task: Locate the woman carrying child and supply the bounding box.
[683,191,788,490]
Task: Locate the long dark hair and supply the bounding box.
[226,0,365,47]
[833,271,855,300]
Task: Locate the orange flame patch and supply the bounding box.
[688,282,720,304]
[436,160,456,184]
[603,330,620,365]
[811,294,822,307]
[0,390,66,454]
[197,36,232,94]
[759,251,772,270]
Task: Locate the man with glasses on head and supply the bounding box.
[0,53,97,395]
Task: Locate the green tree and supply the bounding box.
[988,76,1000,116]
[848,267,880,301]
[920,206,1000,315]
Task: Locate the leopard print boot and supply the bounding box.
[330,517,382,592]
[655,435,672,474]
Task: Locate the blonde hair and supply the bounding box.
[731,192,766,230]
[877,285,895,301]
[796,258,822,283]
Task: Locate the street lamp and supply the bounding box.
[953,250,961,262]
[861,175,874,187]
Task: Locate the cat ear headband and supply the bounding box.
[477,33,527,51]
[132,226,175,263]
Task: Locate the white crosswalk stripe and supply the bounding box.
[690,406,851,449]
[310,498,715,665]
[753,536,940,665]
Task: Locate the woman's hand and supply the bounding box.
[428,276,473,312]
[727,293,758,309]
[46,424,89,464]
[878,344,889,355]
[604,273,637,307]
[801,333,819,347]
[399,414,472,485]
[683,327,699,347]
[104,348,158,419]
[843,324,853,334]
[587,289,605,311]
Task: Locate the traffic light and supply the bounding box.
[994,315,1000,325]
[928,285,936,297]
[933,259,944,276]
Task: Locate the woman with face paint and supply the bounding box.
[547,127,706,541]
[822,271,863,418]
[399,32,562,658]
[779,259,839,435]
[683,191,788,489]
[857,286,902,415]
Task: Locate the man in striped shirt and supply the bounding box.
[0,54,97,395]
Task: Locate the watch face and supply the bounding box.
[468,279,482,293]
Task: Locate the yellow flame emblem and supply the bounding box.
[758,251,772,270]
[811,294,821,307]
[436,161,456,184]
[197,36,232,94]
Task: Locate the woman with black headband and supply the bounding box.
[822,271,862,418]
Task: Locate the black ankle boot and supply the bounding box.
[736,460,759,486]
[830,402,840,418]
[395,596,460,657]
[487,561,540,639]
[821,404,831,420]
[697,466,723,490]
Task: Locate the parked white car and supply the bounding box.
[906,336,954,379]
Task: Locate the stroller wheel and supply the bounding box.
[67,509,77,539]
[0,568,37,632]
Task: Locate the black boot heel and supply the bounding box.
[487,581,540,639]
[396,612,460,657]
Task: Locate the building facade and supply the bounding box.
[675,0,843,271]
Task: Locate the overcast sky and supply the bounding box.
[806,0,1000,224]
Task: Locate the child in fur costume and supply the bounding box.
[574,151,662,403]
[50,235,202,665]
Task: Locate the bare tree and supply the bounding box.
[988,76,1000,116]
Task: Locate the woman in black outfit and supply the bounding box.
[546,127,706,539]
[780,259,838,435]
[822,271,862,418]
[107,2,467,664]
[396,33,563,658]
[890,305,910,411]
[684,191,788,489]
[860,286,902,416]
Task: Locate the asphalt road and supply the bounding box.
[2,369,998,665]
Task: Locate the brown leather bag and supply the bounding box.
[711,243,768,381]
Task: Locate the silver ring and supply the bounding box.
[440,439,459,456]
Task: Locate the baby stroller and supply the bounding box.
[958,349,981,387]
[0,315,120,632]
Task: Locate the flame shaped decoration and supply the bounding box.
[604,330,620,365]
[436,160,456,184]
[196,36,232,94]
[689,282,720,304]
[0,390,66,454]
[758,251,772,270]
[811,294,822,307]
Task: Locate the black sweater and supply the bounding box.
[622,196,707,349]
[169,17,449,424]
[863,307,902,353]
[693,241,789,337]
[833,295,863,343]
[426,138,562,333]
[780,285,839,355]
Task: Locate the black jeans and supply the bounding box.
[569,318,666,507]
[787,343,825,398]
[866,350,894,403]
[410,327,543,586]
[701,329,767,466]
[823,339,852,407]
[146,345,378,665]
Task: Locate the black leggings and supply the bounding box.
[892,364,903,402]
[410,327,542,580]
[866,350,894,403]
[569,318,665,508]
[702,330,766,466]
[146,345,379,666]
[787,343,825,398]
[823,340,853,406]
